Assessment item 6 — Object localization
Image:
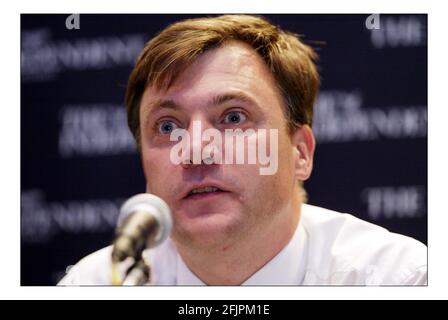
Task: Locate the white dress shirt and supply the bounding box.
[59,204,427,286]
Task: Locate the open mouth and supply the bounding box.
[185,186,227,199]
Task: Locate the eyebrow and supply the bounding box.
[146,91,258,114]
[208,92,256,107]
[146,98,179,111]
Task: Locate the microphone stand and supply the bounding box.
[111,255,151,285]
[122,259,151,285]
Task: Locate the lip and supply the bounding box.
[183,190,229,201]
[181,181,231,200]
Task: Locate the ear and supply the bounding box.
[292,125,315,181]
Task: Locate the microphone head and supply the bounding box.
[118,193,173,247]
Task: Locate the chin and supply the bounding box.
[173,211,246,247]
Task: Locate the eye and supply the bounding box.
[158,120,179,134]
[223,111,247,124]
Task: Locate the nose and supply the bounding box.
[180,157,215,169]
[179,119,222,169]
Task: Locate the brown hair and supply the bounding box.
[125,14,320,146]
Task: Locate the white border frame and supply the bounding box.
[3,0,447,299]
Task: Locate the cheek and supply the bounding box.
[260,137,296,199]
[231,162,285,207]
[232,130,294,195]
[142,148,177,193]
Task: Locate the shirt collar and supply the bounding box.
[176,220,308,285]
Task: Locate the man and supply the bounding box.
[60,15,427,285]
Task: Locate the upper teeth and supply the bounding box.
[190,187,219,195]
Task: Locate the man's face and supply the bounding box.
[139,41,302,249]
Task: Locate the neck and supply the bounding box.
[174,201,302,285]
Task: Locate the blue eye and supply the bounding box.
[158,120,178,134]
[223,111,246,124]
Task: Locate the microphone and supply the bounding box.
[111,193,173,284]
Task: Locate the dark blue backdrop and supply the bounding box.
[21,14,427,285]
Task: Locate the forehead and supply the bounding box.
[140,40,283,114]
[173,41,273,88]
